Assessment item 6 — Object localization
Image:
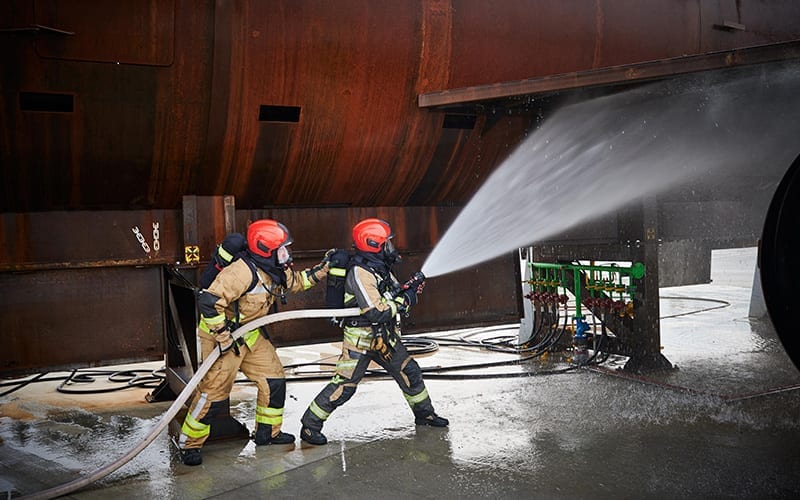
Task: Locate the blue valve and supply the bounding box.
[575,317,590,339]
[572,317,590,366]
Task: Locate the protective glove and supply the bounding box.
[393,289,417,316]
[309,248,342,283]
[401,288,418,307]
[370,332,393,361]
[213,328,234,354]
[322,248,337,264]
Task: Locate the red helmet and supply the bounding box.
[352,218,393,253]
[247,219,293,258]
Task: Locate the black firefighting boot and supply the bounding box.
[253,424,295,445]
[181,448,202,466]
[415,413,449,427]
[300,426,328,445]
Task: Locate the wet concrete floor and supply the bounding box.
[2,248,800,499]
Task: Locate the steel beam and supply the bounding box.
[419,40,800,109]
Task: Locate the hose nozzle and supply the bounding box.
[401,271,426,291]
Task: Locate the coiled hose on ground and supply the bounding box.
[19,307,361,500]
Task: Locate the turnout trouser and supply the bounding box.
[301,335,436,431]
[179,331,287,450]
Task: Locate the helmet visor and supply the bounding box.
[382,237,400,264]
[383,237,395,255]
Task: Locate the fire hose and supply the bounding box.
[21,307,361,500]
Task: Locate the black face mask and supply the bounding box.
[247,250,287,287]
[382,239,400,266]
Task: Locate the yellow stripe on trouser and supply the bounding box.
[404,387,429,407]
[337,359,358,371]
[343,327,373,350]
[308,401,331,421]
[256,405,283,425]
[181,412,210,439]
[331,357,358,384]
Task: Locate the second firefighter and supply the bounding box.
[299,218,448,445]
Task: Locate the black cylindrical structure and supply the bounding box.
[761,154,800,370]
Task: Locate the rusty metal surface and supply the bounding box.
[420,40,800,109]
[1,266,164,375]
[0,210,183,271]
[182,195,237,265]
[446,0,700,89]
[3,1,799,213]
[33,0,175,66]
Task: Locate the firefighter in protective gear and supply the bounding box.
[179,219,333,466]
[299,218,448,446]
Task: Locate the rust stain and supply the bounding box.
[593,0,604,69]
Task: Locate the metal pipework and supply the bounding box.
[527,261,645,365]
[528,261,645,319]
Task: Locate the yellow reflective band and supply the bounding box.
[343,327,372,349]
[181,413,210,438]
[244,329,260,348]
[343,326,371,335]
[200,314,226,332]
[336,359,358,371]
[256,406,284,425]
[342,331,358,345]
[344,292,355,303]
[204,313,226,324]
[309,401,330,421]
[199,319,225,334]
[301,271,314,290]
[404,388,429,406]
[218,245,234,264]
[329,267,346,277]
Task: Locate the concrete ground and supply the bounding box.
[2,248,800,499]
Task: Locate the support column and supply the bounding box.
[619,197,673,372]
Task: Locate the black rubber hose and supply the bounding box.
[0,372,48,397]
